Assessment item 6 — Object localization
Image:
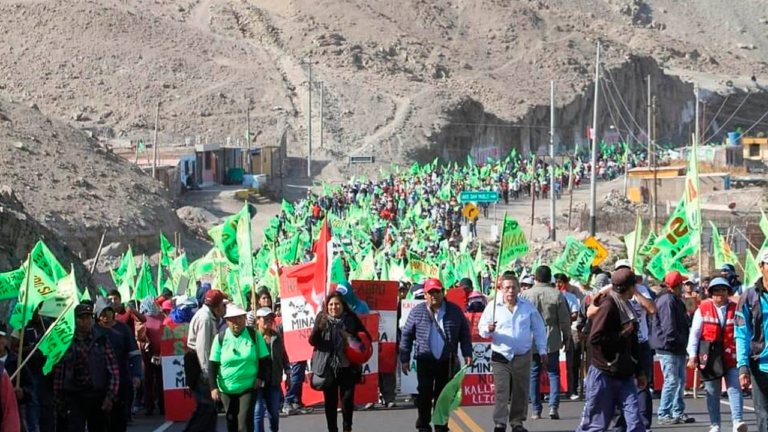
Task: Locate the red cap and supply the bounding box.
[424,278,443,293]
[161,300,172,311]
[204,289,225,307]
[664,271,688,288]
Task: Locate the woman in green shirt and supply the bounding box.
[209,304,271,432]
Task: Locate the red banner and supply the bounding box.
[160,322,196,422]
[280,272,318,362]
[352,280,398,373]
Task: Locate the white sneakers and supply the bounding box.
[734,421,748,432]
[709,425,720,432]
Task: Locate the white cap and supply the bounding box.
[223,303,247,319]
[255,307,275,318]
[521,276,535,285]
[614,259,631,270]
[761,248,768,264]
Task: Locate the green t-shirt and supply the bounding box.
[210,328,269,394]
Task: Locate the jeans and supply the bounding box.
[530,352,560,413]
[323,367,356,432]
[254,386,282,432]
[576,367,643,432]
[379,372,396,404]
[416,359,452,432]
[285,362,306,406]
[657,353,686,420]
[704,367,743,427]
[751,360,768,432]
[615,341,653,431]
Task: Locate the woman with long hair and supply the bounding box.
[309,292,371,432]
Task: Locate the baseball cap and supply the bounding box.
[255,307,275,318]
[591,273,611,290]
[708,277,732,292]
[664,271,688,288]
[760,248,768,264]
[223,303,247,319]
[611,268,636,287]
[75,303,94,317]
[204,289,225,307]
[721,263,736,273]
[161,300,173,311]
[614,259,631,270]
[424,278,443,293]
[521,276,535,286]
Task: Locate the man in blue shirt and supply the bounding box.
[480,272,548,432]
[735,249,768,432]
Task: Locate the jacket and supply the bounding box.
[0,365,21,432]
[520,283,572,353]
[588,294,642,379]
[650,291,690,355]
[700,300,737,370]
[264,332,290,388]
[399,301,472,363]
[736,278,768,374]
[0,352,32,405]
[309,310,370,381]
[187,305,218,378]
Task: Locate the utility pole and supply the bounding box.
[320,81,324,149]
[652,96,658,232]
[152,101,160,178]
[305,58,313,178]
[695,85,701,150]
[647,75,657,234]
[550,80,557,241]
[246,97,251,149]
[589,41,600,237]
[530,156,536,240]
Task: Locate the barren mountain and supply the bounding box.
[2,0,768,181]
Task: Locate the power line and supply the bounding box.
[702,93,730,137]
[703,90,751,145]
[601,64,648,137]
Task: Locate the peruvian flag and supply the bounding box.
[312,216,333,305]
[586,127,594,140]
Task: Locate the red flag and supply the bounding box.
[313,216,333,304]
[284,261,317,311]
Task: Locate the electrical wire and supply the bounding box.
[702,90,751,145]
[601,64,648,137]
[702,93,730,137]
[599,75,644,144]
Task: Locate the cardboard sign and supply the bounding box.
[279,274,318,362]
[584,237,609,266]
[161,322,195,422]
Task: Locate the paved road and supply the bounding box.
[131,395,756,432]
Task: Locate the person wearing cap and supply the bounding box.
[554,273,581,401]
[520,276,534,291]
[53,303,120,432]
[138,296,166,416]
[576,268,647,432]
[735,248,768,431]
[400,278,472,432]
[108,289,147,339]
[479,271,547,432]
[520,266,571,420]
[686,277,746,432]
[253,308,289,432]
[210,303,271,432]
[721,264,743,296]
[185,289,228,431]
[94,297,142,432]
[650,270,695,424]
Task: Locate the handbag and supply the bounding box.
[697,313,726,382]
[427,306,461,375]
[310,325,337,391]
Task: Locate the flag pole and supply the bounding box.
[492,212,507,324]
[631,211,642,272]
[15,254,32,389]
[9,300,76,383]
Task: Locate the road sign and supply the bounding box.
[584,237,609,266]
[459,191,499,203]
[462,204,480,221]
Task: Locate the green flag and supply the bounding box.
[684,142,701,232]
[654,198,695,258]
[623,215,643,272]
[168,253,191,294]
[138,139,146,153]
[276,236,300,265]
[208,206,248,264]
[330,256,346,284]
[0,267,25,301]
[134,259,155,301]
[236,205,253,307]
[553,237,597,283]
[638,232,658,256]
[498,216,529,272]
[745,249,761,287]
[711,222,738,270]
[431,365,469,426]
[10,241,67,329]
[111,247,136,302]
[160,233,175,266]
[38,269,80,375]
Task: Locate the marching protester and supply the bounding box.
[521,266,571,420]
[0,354,21,432]
[479,272,548,432]
[687,277,746,432]
[139,296,166,416]
[736,249,768,431]
[0,324,28,432]
[185,289,227,432]
[253,307,289,432]
[309,292,372,432]
[399,278,472,432]
[94,297,142,432]
[210,303,271,432]
[554,273,581,400]
[53,303,120,432]
[650,271,696,424]
[11,308,54,432]
[576,268,647,432]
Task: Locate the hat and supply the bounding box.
[664,271,688,288]
[335,281,352,295]
[204,289,225,307]
[611,268,637,288]
[161,300,173,311]
[75,303,94,317]
[411,284,425,298]
[255,307,275,318]
[614,259,631,270]
[424,278,443,293]
[94,297,114,318]
[760,248,768,264]
[521,276,535,286]
[468,291,485,300]
[223,303,247,319]
[591,273,611,290]
[458,278,473,290]
[721,263,736,273]
[708,277,732,292]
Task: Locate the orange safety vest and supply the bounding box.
[699,299,737,370]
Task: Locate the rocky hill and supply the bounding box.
[2,0,768,181]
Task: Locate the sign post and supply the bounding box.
[459,191,499,204]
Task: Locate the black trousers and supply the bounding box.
[416,359,452,432]
[64,392,107,432]
[566,339,582,396]
[322,367,356,432]
[751,360,768,432]
[220,389,255,432]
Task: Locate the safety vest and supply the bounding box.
[699,299,737,370]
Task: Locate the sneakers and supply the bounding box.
[494,426,506,432]
[549,408,560,420]
[734,421,748,432]
[678,415,696,424]
[512,426,529,432]
[709,425,721,432]
[569,394,580,401]
[362,402,375,410]
[658,416,675,425]
[385,402,397,409]
[530,412,542,420]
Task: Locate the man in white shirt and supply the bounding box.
[480,272,548,432]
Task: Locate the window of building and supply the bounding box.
[750,144,761,157]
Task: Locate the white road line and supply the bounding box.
[153,421,174,432]
[720,400,755,411]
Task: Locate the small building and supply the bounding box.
[625,166,730,203]
[742,137,768,161]
[194,144,246,185]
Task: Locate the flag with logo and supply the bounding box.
[236,204,253,307]
[9,241,68,329]
[711,222,738,270]
[38,267,80,374]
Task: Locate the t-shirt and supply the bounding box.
[629,284,653,343]
[210,328,269,394]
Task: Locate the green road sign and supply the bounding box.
[459,191,499,203]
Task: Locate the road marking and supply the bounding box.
[720,400,755,411]
[448,418,466,432]
[455,408,485,432]
[153,421,174,432]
